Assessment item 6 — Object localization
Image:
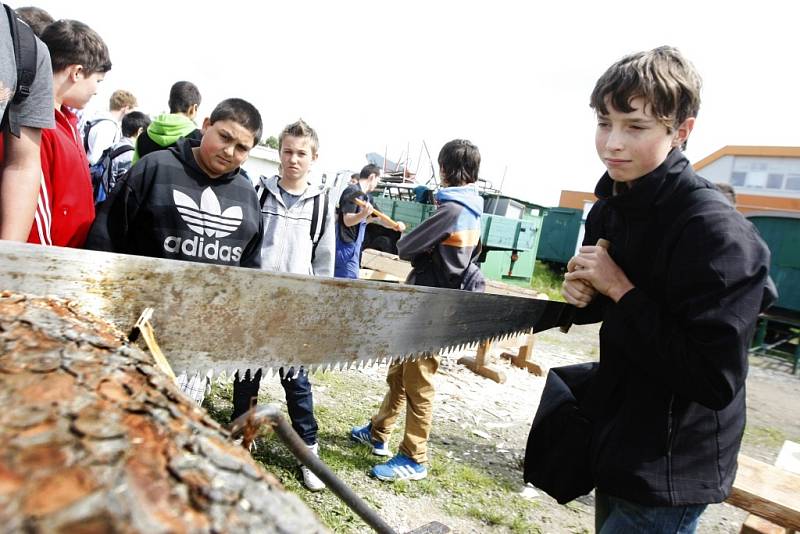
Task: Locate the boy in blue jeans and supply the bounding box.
[350,139,483,481]
[562,47,774,533]
[231,119,334,492]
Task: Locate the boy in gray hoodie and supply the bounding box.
[231,119,334,492]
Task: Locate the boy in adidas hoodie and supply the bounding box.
[231,119,334,492]
[350,139,483,482]
[85,97,263,267]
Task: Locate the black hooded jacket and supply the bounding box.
[87,138,263,268]
[575,149,775,506]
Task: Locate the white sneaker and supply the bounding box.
[301,442,326,492]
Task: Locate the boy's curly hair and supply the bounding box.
[109,90,137,111]
[590,46,701,136]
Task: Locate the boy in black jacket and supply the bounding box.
[562,47,775,533]
[87,98,263,268]
[86,98,264,405]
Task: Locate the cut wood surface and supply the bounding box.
[0,292,327,533]
[727,453,800,531]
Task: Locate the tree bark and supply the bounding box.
[0,292,327,533]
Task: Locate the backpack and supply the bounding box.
[460,260,486,292]
[1,3,37,134]
[256,178,330,261]
[417,238,486,292]
[459,240,485,292]
[89,144,133,204]
[82,117,117,153]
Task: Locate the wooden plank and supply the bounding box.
[775,441,800,475]
[727,453,800,530]
[740,441,800,534]
[740,515,788,534]
[358,268,403,283]
[361,249,412,279]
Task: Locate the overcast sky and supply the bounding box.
[24,0,800,205]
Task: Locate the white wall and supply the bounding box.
[242,146,280,184]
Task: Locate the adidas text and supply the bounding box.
[163,235,242,263]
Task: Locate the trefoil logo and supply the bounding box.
[164,187,244,262]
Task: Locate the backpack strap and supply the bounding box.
[2,4,37,136]
[256,178,269,209]
[83,117,115,153]
[108,144,134,160]
[310,188,330,262]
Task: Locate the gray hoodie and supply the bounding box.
[257,175,335,276]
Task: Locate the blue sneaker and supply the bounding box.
[350,422,391,456]
[371,453,427,481]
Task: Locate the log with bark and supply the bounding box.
[0,292,327,533]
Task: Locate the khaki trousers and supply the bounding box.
[370,356,439,464]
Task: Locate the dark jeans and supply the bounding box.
[595,491,707,534]
[231,367,318,446]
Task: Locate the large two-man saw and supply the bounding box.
[0,241,574,376]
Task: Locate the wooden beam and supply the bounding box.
[457,340,506,383]
[727,453,800,531]
[500,334,544,376]
[739,441,800,534]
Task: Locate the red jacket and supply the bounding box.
[29,106,95,247]
[1,106,96,247]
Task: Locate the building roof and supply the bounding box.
[693,145,800,170]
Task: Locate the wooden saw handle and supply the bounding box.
[560,238,610,333]
[354,198,402,231]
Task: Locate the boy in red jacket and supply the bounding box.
[26,20,110,246]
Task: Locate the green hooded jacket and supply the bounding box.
[133,113,199,163]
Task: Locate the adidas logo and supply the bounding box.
[163,187,244,263]
[174,187,243,238]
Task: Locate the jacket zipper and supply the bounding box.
[666,394,676,503]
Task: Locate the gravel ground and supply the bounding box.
[255,322,800,533]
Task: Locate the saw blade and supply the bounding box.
[0,241,574,375]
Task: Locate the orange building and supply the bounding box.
[558,146,800,215]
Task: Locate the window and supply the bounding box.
[767,173,784,189]
[786,174,800,191]
[731,171,746,186]
[745,171,768,188]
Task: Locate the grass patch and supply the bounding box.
[531,261,565,301]
[743,425,786,450]
[203,371,545,533]
[436,458,542,533]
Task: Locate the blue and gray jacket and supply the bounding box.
[397,185,483,289]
